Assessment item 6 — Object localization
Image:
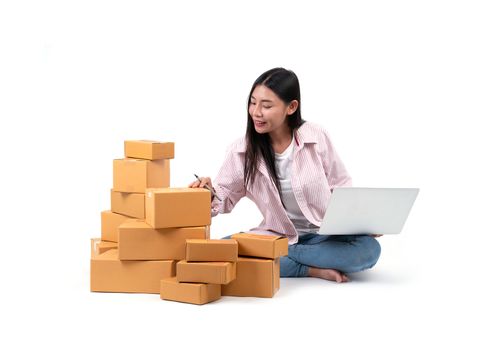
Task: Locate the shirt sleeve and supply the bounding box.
[211,144,246,217]
[322,129,353,189]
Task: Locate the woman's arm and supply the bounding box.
[211,145,246,216]
[189,143,246,217]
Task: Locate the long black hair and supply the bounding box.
[244,67,305,193]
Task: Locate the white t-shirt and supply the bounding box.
[274,135,320,235]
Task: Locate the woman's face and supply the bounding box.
[249,84,297,135]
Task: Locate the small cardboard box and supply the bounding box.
[90,249,175,294]
[145,188,211,228]
[118,220,209,260]
[160,277,221,305]
[124,140,175,160]
[101,210,131,242]
[186,239,238,262]
[176,260,236,284]
[91,238,118,258]
[231,233,288,259]
[111,189,145,219]
[113,158,170,193]
[221,257,280,298]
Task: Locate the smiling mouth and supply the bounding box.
[254,120,266,126]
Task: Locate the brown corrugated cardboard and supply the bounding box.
[113,158,170,193]
[118,219,209,260]
[91,238,118,258]
[145,188,211,228]
[186,239,238,262]
[221,257,280,298]
[90,249,175,294]
[111,189,145,219]
[160,277,221,305]
[98,240,118,255]
[176,260,236,284]
[101,210,131,242]
[124,140,175,160]
[232,233,289,258]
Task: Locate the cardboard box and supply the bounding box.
[160,277,221,305]
[176,261,236,284]
[118,219,209,260]
[221,257,280,298]
[113,158,170,193]
[91,238,118,258]
[111,189,145,219]
[124,140,175,160]
[145,188,211,228]
[232,233,288,259]
[101,210,131,242]
[90,249,175,294]
[186,239,238,262]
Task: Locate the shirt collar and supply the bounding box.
[294,122,319,148]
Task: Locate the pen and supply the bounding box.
[194,174,222,201]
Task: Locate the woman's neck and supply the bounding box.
[269,125,292,153]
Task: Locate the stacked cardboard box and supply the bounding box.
[222,233,289,298]
[160,239,238,305]
[160,234,289,304]
[90,140,291,303]
[91,140,210,293]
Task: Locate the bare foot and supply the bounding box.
[308,267,349,283]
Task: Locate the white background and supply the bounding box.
[1,1,487,349]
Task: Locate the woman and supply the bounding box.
[189,67,381,282]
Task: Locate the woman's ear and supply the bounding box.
[287,100,299,115]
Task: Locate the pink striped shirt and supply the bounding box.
[211,121,352,245]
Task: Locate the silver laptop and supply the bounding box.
[318,187,419,235]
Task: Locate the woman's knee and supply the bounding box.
[346,236,381,273]
[360,236,381,268]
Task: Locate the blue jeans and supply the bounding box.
[223,233,381,277]
[281,233,381,277]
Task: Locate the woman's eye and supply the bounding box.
[263,105,272,109]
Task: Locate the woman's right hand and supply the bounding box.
[188,176,213,190]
